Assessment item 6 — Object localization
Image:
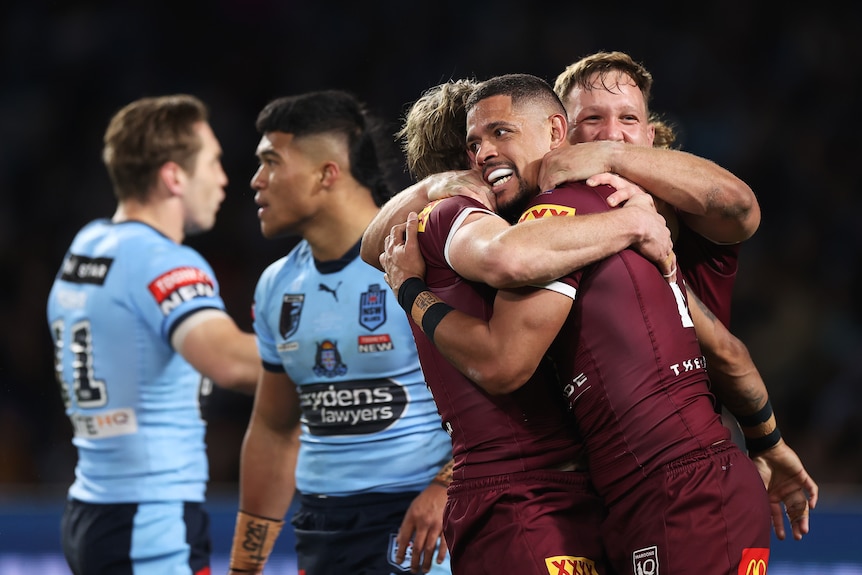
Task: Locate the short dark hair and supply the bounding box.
[256,90,398,206]
[466,73,566,119]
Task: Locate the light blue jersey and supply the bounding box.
[253,240,452,496]
[47,219,223,504]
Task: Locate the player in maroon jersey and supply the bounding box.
[388,74,772,575]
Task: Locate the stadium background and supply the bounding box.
[1,0,860,571]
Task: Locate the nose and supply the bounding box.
[597,119,625,142]
[250,164,265,190]
[475,139,498,166]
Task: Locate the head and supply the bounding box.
[102,94,227,235]
[397,78,478,180]
[251,90,397,239]
[554,51,676,148]
[465,73,568,223]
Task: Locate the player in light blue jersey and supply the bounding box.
[227,91,453,575]
[47,94,260,575]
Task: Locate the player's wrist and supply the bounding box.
[397,277,454,345]
[737,400,782,454]
[229,509,284,573]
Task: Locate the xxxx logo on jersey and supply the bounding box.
[518,204,576,223]
[545,555,599,575]
[416,200,444,233]
[739,548,769,575]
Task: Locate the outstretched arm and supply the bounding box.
[687,292,818,540]
[538,141,760,243]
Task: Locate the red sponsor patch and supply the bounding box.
[738,548,769,575]
[358,334,392,345]
[148,266,214,303]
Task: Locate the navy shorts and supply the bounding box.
[61,498,211,575]
[291,490,451,575]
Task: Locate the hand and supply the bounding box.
[750,438,819,541]
[616,190,675,279]
[583,171,646,208]
[380,212,426,296]
[425,170,495,211]
[395,482,448,573]
[537,141,615,191]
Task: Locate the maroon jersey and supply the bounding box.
[520,182,730,505]
[675,219,740,327]
[415,196,584,481]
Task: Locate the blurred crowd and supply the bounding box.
[1,1,860,490]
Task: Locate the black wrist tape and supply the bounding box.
[398,277,428,313]
[745,427,782,454]
[422,302,454,344]
[736,400,773,427]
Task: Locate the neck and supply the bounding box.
[113,199,184,243]
[305,183,380,262]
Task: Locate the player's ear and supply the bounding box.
[158,161,186,197]
[320,161,340,188]
[549,113,568,150]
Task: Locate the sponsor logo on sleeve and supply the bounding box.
[545,556,599,575]
[739,548,769,575]
[416,200,444,233]
[279,294,304,339]
[148,266,215,315]
[60,254,114,285]
[632,545,659,575]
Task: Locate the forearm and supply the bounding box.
[177,313,260,395]
[472,209,652,288]
[606,142,760,241]
[399,279,554,393]
[361,182,430,270]
[238,417,299,518]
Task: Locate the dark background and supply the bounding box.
[1,1,860,495]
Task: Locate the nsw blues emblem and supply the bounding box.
[359,284,386,331]
[279,294,304,339]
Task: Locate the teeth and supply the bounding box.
[488,168,513,184]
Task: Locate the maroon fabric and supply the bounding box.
[415,196,584,481]
[675,220,740,328]
[601,444,771,575]
[444,470,609,575]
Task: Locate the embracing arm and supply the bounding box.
[382,212,569,394]
[539,141,761,243]
[448,192,673,288]
[688,292,818,541]
[361,170,492,271]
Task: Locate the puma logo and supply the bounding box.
[319,282,342,302]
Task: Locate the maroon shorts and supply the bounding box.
[444,469,610,575]
[601,442,771,575]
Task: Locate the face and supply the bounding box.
[250,131,322,239]
[182,122,228,236]
[562,71,655,146]
[466,94,562,223]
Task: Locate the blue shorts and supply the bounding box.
[292,490,451,575]
[61,498,211,575]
